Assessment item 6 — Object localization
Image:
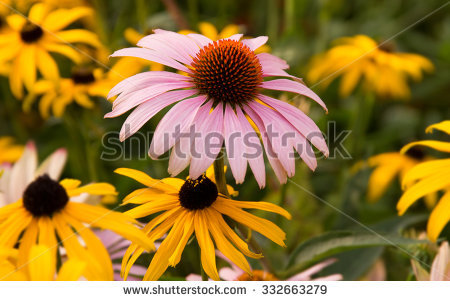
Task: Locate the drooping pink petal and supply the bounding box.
[258,94,329,157]
[108,71,190,99]
[35,148,67,180]
[219,267,240,281]
[105,82,194,118]
[287,259,339,281]
[241,36,268,51]
[189,103,225,179]
[257,53,289,70]
[167,101,213,176]
[8,142,38,202]
[111,47,191,73]
[149,95,207,159]
[243,105,287,184]
[247,101,295,177]
[261,79,328,112]
[293,133,317,171]
[260,61,297,78]
[223,104,247,184]
[235,106,266,188]
[119,89,197,141]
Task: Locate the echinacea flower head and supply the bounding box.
[0,244,86,281]
[116,166,291,281]
[397,121,450,241]
[106,29,328,187]
[0,143,153,280]
[187,253,342,281]
[0,3,101,98]
[0,137,23,164]
[412,241,450,281]
[367,149,436,204]
[307,35,434,99]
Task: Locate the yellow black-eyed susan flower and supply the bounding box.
[398,121,450,241]
[117,166,291,281]
[0,143,153,280]
[367,150,436,207]
[0,244,86,281]
[0,3,101,98]
[307,35,433,99]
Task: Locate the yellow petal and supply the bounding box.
[44,43,82,63]
[65,202,154,252]
[28,244,55,281]
[401,159,450,188]
[60,178,82,190]
[206,208,251,274]
[368,164,402,202]
[115,168,175,191]
[42,7,93,32]
[397,170,450,215]
[67,182,117,197]
[221,198,291,220]
[0,208,32,247]
[218,24,240,39]
[20,45,37,92]
[212,210,262,259]
[143,211,188,280]
[56,259,86,281]
[168,211,194,266]
[401,140,450,154]
[28,3,49,24]
[36,48,59,81]
[125,198,179,219]
[427,191,450,242]
[18,219,38,267]
[198,22,218,40]
[55,29,101,48]
[194,210,219,281]
[213,201,287,247]
[426,121,450,135]
[63,212,113,280]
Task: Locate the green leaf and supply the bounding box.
[284,230,425,277]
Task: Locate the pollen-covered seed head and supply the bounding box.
[190,39,263,105]
[178,175,218,211]
[23,174,69,217]
[20,22,44,43]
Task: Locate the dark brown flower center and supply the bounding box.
[23,174,69,217]
[236,270,279,281]
[178,175,218,210]
[20,22,43,43]
[190,40,263,105]
[71,68,96,84]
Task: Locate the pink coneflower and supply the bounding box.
[105,29,328,187]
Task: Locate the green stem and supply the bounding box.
[213,150,274,273]
[349,92,375,159]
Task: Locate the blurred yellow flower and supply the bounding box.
[0,245,86,281]
[24,57,144,118]
[397,121,450,241]
[307,35,434,99]
[0,143,154,280]
[0,137,23,164]
[179,21,270,53]
[367,151,436,207]
[0,3,101,99]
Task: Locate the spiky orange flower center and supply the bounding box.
[190,40,263,105]
[236,270,279,281]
